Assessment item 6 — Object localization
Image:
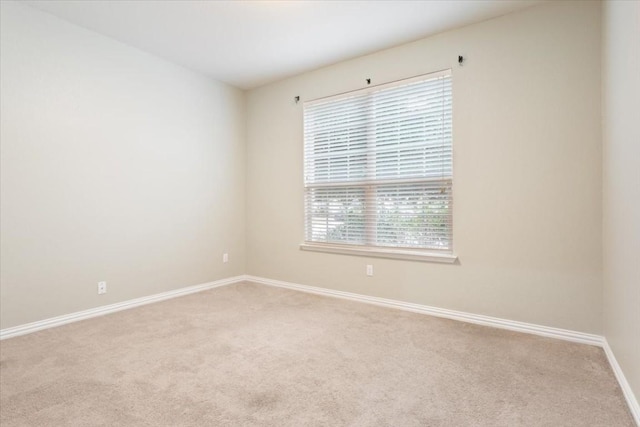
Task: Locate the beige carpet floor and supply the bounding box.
[0,281,634,426]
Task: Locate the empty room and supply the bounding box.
[0,0,638,425]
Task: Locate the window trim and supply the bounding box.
[299,242,458,264]
[304,69,451,107]
[302,69,455,261]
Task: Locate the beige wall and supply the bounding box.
[246,1,603,333]
[0,2,246,328]
[602,0,640,406]
[0,1,610,337]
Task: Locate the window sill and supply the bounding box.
[299,243,458,264]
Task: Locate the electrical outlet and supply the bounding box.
[223,253,229,263]
[97,281,107,295]
[366,264,374,276]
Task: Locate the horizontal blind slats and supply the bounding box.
[303,70,453,251]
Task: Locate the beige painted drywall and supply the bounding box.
[602,0,640,406]
[246,1,603,333]
[0,2,246,328]
[0,0,608,339]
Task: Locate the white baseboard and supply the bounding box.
[243,275,603,346]
[603,339,640,426]
[1,273,602,346]
[0,275,244,340]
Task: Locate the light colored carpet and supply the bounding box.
[0,281,634,426]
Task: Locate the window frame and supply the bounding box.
[300,70,457,263]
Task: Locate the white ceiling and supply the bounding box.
[24,0,542,89]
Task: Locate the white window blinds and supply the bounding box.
[303,70,452,251]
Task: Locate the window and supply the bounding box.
[301,70,454,262]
